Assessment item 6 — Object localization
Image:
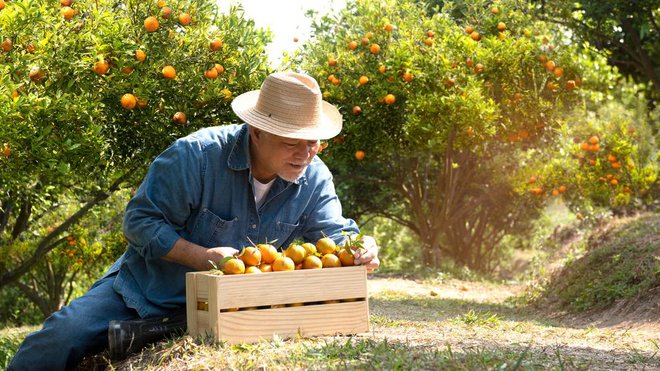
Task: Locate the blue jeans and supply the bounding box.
[8,274,139,371]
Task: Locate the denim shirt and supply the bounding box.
[109,124,359,317]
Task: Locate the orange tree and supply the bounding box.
[0,0,270,302]
[288,0,584,271]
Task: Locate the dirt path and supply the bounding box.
[361,275,659,370]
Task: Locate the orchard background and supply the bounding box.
[1,0,658,368]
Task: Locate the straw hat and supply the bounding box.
[231,72,342,140]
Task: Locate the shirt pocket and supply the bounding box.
[271,220,300,248]
[190,208,239,247]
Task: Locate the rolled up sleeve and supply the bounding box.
[123,139,204,259]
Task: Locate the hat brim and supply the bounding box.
[231,90,343,140]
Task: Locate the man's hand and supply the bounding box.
[163,239,239,271]
[353,235,380,272]
[206,247,240,268]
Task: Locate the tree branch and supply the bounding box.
[0,169,137,289]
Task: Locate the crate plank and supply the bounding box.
[214,266,367,309]
[185,272,199,336]
[216,301,369,344]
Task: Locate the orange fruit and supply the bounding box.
[210,38,223,51]
[223,258,245,275]
[497,22,506,31]
[465,26,474,34]
[3,144,11,158]
[588,135,599,144]
[137,98,147,108]
[358,75,369,85]
[384,93,396,105]
[352,106,362,115]
[607,154,617,162]
[93,60,109,75]
[144,16,159,32]
[29,66,45,82]
[610,179,618,186]
[369,44,380,55]
[544,60,556,72]
[178,13,192,26]
[470,31,480,41]
[204,67,218,79]
[172,111,187,125]
[239,246,261,266]
[402,72,413,82]
[361,37,369,45]
[384,23,394,32]
[272,256,295,271]
[244,266,261,274]
[121,66,133,75]
[559,185,567,193]
[348,41,358,50]
[328,57,337,66]
[466,58,474,67]
[257,244,278,264]
[378,65,386,74]
[338,249,355,266]
[316,237,337,255]
[475,63,484,73]
[61,6,74,20]
[156,0,166,7]
[135,50,146,62]
[565,80,576,90]
[321,254,341,268]
[355,150,365,160]
[301,243,317,257]
[120,93,137,109]
[162,65,176,79]
[214,64,225,74]
[553,67,564,78]
[1,38,12,52]
[445,78,455,87]
[424,37,433,46]
[0,0,5,10]
[160,7,172,19]
[258,264,273,272]
[427,30,435,38]
[283,244,306,264]
[491,6,499,14]
[302,255,323,269]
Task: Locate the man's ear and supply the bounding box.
[249,126,262,141]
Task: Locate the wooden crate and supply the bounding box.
[186,265,369,343]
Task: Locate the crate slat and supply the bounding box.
[214,265,367,309]
[216,301,369,344]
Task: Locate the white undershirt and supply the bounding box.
[253,177,276,209]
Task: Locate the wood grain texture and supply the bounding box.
[216,301,369,344]
[186,266,370,343]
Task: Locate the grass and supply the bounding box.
[2,214,658,370]
[538,214,660,312]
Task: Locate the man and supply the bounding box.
[9,72,380,370]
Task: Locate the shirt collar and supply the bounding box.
[227,123,307,185]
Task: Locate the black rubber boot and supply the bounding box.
[108,310,187,361]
